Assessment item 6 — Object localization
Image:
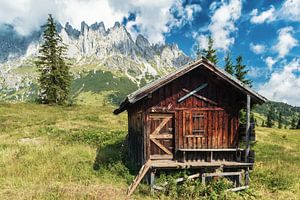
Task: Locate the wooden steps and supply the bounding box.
[127,160,151,196]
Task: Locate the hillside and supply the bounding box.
[0,102,299,199]
[253,101,300,127]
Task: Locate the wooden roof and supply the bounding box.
[114,57,267,114]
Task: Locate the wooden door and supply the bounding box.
[148,113,174,160]
[183,111,208,149]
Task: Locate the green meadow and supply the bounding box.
[0,102,299,199]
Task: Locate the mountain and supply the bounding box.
[0,21,190,103]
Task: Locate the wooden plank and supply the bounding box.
[150,155,173,160]
[151,117,170,136]
[178,148,244,152]
[150,138,172,155]
[150,134,173,139]
[182,88,218,105]
[227,186,249,192]
[184,135,206,138]
[177,83,208,103]
[150,107,225,111]
[127,160,151,196]
[202,171,243,177]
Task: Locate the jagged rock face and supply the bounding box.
[0,21,190,92]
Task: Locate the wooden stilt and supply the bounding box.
[150,170,155,195]
[245,168,250,186]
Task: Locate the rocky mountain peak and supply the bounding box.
[136,34,150,48]
[80,21,89,35]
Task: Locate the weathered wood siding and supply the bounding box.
[128,67,246,164]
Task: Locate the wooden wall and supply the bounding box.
[127,67,247,164]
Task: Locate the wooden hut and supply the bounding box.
[114,57,267,195]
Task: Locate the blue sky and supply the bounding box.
[1,0,300,106]
[162,0,300,88]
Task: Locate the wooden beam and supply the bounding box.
[245,95,251,162]
[227,186,249,192]
[127,160,151,196]
[178,83,208,103]
[182,88,218,105]
[151,118,170,136]
[150,138,172,155]
[150,134,173,139]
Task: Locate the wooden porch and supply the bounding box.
[149,159,253,169]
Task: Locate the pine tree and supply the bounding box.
[266,106,274,128]
[36,14,71,104]
[290,118,296,129]
[234,56,252,86]
[296,117,300,129]
[278,112,282,129]
[224,52,234,75]
[202,36,218,64]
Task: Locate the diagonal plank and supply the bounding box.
[150,138,172,155]
[178,83,208,103]
[127,160,151,196]
[151,117,171,136]
[182,88,218,105]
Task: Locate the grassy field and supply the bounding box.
[0,102,299,199]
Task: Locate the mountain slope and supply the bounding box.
[0,21,190,103]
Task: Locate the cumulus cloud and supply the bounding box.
[250,43,266,54]
[274,26,298,58]
[264,56,277,70]
[250,6,276,24]
[259,59,300,106]
[197,0,242,51]
[279,0,300,21]
[0,0,201,43]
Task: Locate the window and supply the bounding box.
[192,114,205,135]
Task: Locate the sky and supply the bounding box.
[0,0,300,106]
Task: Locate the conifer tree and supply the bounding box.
[278,112,282,129]
[36,14,71,104]
[234,56,252,86]
[291,118,297,129]
[202,36,218,64]
[224,52,234,75]
[266,106,274,128]
[296,117,300,129]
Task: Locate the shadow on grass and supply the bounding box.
[93,137,139,183]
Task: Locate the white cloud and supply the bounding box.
[0,0,201,44]
[274,26,298,58]
[250,43,266,54]
[248,66,266,78]
[196,34,208,51]
[167,2,202,34]
[205,0,242,51]
[250,6,276,24]
[279,0,300,21]
[259,59,300,106]
[264,56,277,70]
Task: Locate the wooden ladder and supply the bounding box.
[127,160,151,196]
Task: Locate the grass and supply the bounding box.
[0,102,299,199]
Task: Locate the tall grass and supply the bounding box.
[0,103,299,199]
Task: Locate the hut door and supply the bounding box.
[183,111,208,149]
[148,113,174,160]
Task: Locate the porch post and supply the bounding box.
[245,95,251,162]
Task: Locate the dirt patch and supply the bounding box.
[18,138,43,145]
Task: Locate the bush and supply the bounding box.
[155,172,237,200]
